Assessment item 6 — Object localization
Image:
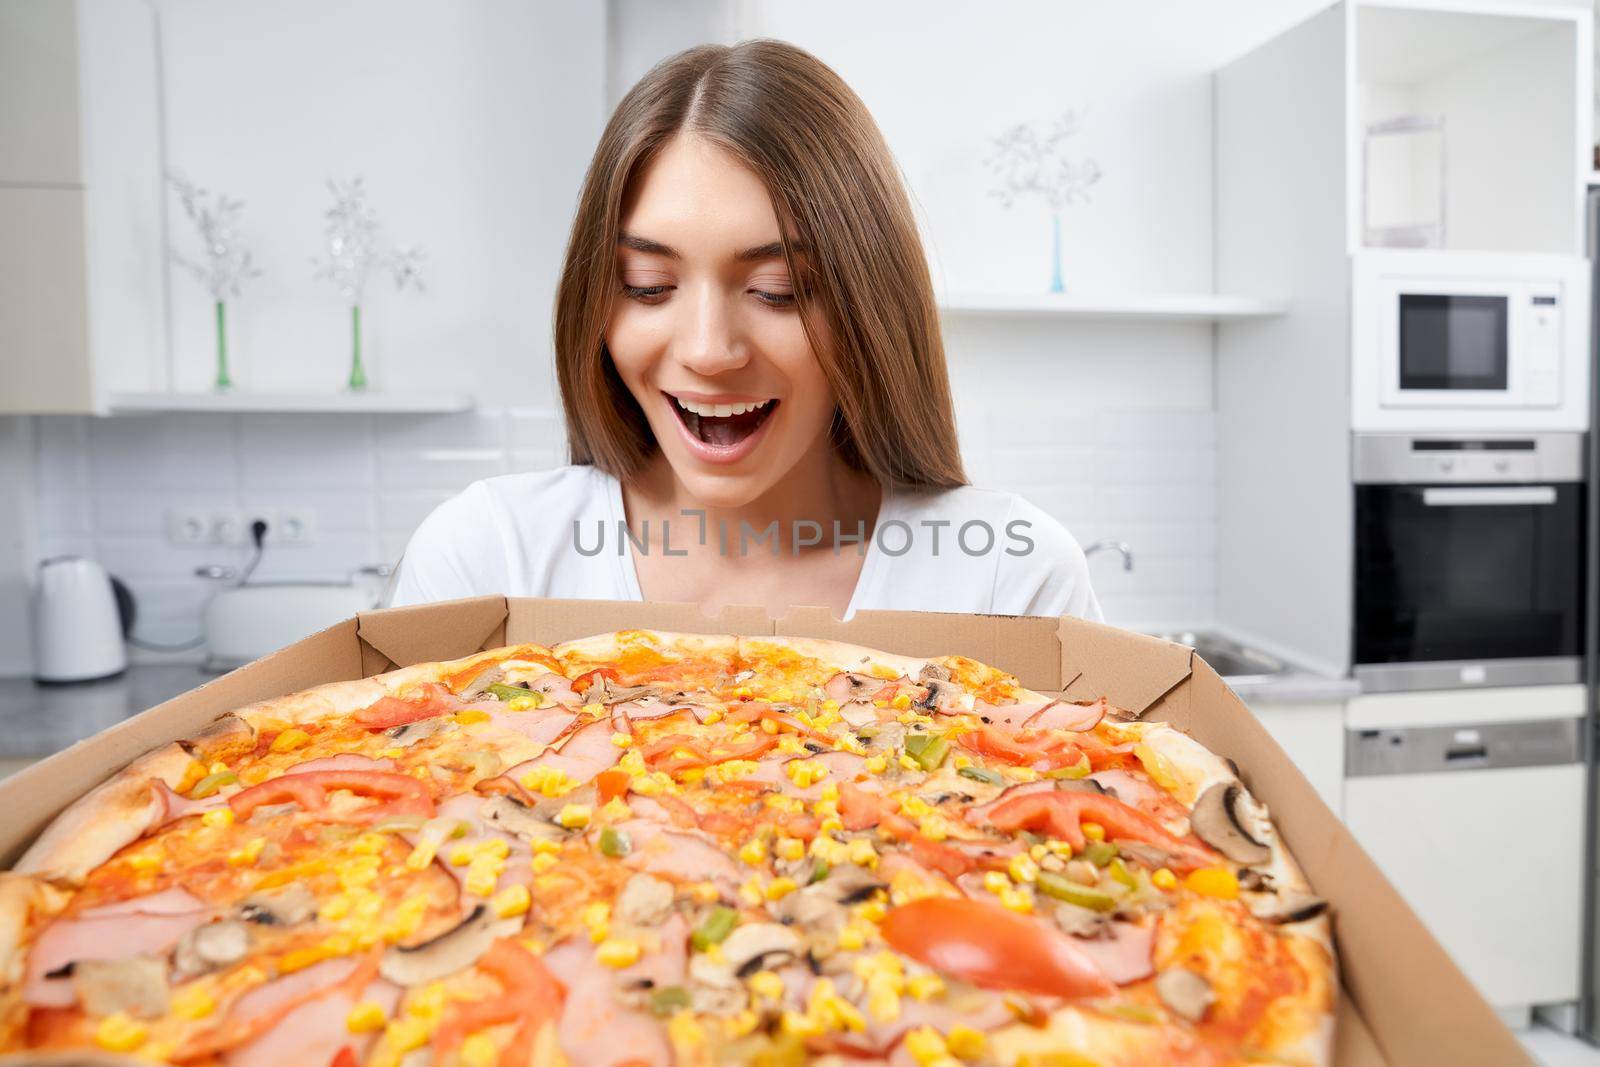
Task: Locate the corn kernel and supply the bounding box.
[998,886,1034,913]
[917,815,950,842]
[1184,867,1240,900]
[597,938,641,968]
[610,732,633,748]
[1081,821,1106,842]
[170,984,216,1019]
[379,746,405,758]
[464,866,499,897]
[898,754,920,771]
[227,837,267,867]
[765,877,798,901]
[452,709,490,725]
[492,883,531,918]
[530,852,558,875]
[891,693,913,710]
[952,754,973,769]
[1047,838,1074,858]
[94,1012,148,1052]
[1008,853,1040,884]
[346,1000,389,1033]
[556,803,591,830]
[581,702,605,718]
[780,1010,823,1037]
[667,1010,708,1054]
[201,807,234,828]
[383,1015,433,1054]
[701,709,724,725]
[774,835,805,861]
[748,969,785,1001]
[899,795,933,819]
[907,972,946,1001]
[903,1025,948,1066]
[270,728,311,753]
[460,1033,497,1067]
[1152,867,1177,890]
[946,1024,986,1058]
[865,754,888,774]
[846,838,879,868]
[761,718,780,735]
[405,840,437,870]
[837,923,866,951]
[867,981,901,1022]
[723,1009,759,1038]
[738,877,765,908]
[128,852,161,872]
[738,838,768,866]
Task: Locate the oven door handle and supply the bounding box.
[1421,486,1558,507]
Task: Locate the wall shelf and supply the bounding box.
[938,293,1290,323]
[104,391,475,415]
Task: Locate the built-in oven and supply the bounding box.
[1352,432,1585,691]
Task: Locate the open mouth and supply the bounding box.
[667,394,779,449]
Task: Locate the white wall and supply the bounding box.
[155,0,605,405]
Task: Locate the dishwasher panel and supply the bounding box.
[1344,749,1584,1011]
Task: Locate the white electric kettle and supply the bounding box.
[32,556,129,683]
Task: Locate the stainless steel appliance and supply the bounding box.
[1352,431,1585,692]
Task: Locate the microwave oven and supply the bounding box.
[1351,251,1590,433]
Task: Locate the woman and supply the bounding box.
[390,40,1101,622]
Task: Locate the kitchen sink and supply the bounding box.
[1142,630,1288,684]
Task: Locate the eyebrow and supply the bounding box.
[617,232,803,263]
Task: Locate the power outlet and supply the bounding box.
[241,509,316,545]
[211,510,247,546]
[165,509,209,545]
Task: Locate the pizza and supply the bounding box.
[0,628,1335,1066]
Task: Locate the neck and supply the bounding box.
[629,440,880,553]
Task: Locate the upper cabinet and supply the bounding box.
[1352,4,1588,258]
[0,0,167,414]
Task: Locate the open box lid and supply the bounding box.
[1,596,1528,1066]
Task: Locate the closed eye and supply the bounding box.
[621,284,671,305]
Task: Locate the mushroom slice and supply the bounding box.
[720,922,802,978]
[1054,778,1107,797]
[173,919,251,977]
[1155,968,1214,1022]
[1250,893,1329,925]
[458,665,505,699]
[479,795,565,845]
[379,904,519,987]
[1189,783,1272,866]
[615,874,674,927]
[918,662,952,683]
[74,957,169,1019]
[824,672,889,705]
[1052,902,1111,939]
[387,716,455,748]
[915,678,964,712]
[236,883,317,926]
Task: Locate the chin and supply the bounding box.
[670,466,772,510]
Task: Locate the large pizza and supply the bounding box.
[0,629,1335,1066]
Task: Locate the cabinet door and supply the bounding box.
[1246,700,1344,818]
[0,187,92,412]
[0,0,82,186]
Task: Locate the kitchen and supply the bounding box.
[1,0,1597,1063]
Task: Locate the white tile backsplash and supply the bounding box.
[27,406,1214,658]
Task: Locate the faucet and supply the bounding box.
[1083,539,1134,571]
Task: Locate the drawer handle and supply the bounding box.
[1445,745,1489,763]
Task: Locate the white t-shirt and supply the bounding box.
[387,465,1103,622]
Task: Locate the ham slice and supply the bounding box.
[225,956,364,1026]
[615,914,689,995]
[223,976,400,1067]
[151,781,229,827]
[413,793,532,903]
[24,888,212,1007]
[1088,769,1163,811]
[1064,921,1155,985]
[1025,700,1107,733]
[557,942,671,1067]
[507,719,621,786]
[285,754,397,775]
[486,708,579,748]
[964,780,1056,825]
[617,820,741,886]
[522,672,582,706]
[975,698,1059,731]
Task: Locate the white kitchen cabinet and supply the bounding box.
[1243,699,1345,819]
[0,0,167,413]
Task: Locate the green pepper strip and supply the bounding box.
[691,905,738,951]
[1036,871,1118,911]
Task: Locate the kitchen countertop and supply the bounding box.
[0,664,215,759]
[1225,667,1361,704]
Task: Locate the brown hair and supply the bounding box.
[553,39,967,490]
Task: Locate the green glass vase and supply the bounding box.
[213,300,233,391]
[347,304,367,391]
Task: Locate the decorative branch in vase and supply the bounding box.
[169,173,261,391]
[984,110,1102,294]
[312,178,424,392]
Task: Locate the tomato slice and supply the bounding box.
[229,769,435,823]
[980,790,1216,871]
[882,896,1113,999]
[595,768,631,806]
[432,938,565,1063]
[572,667,620,694]
[954,723,1082,770]
[352,683,452,730]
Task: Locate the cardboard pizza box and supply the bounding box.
[0,596,1530,1067]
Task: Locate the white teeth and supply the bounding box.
[674,397,773,418]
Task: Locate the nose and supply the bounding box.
[673,283,749,376]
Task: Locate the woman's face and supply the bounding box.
[606,133,837,509]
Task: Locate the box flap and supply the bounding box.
[1154,660,1531,1067]
[1333,998,1385,1067]
[508,598,774,645]
[357,596,508,672]
[0,619,365,867]
[1056,616,1192,714]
